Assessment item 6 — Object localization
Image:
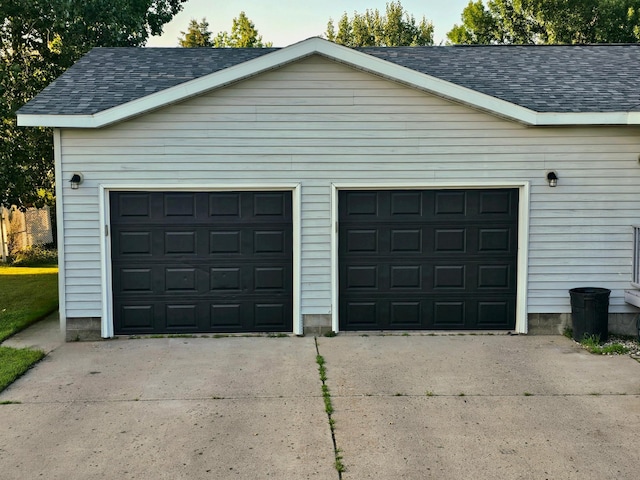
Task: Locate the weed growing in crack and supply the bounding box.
[335,449,346,473]
[315,340,345,476]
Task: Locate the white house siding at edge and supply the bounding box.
[58,55,640,322]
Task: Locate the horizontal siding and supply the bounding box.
[59,55,640,319]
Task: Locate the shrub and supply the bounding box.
[10,245,58,267]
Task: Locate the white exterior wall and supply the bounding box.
[57,55,640,321]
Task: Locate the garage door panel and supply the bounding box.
[117,231,152,256]
[164,193,196,217]
[390,302,422,327]
[164,231,197,254]
[345,229,378,253]
[478,265,512,289]
[210,267,241,291]
[344,192,378,216]
[254,267,286,291]
[166,304,198,328]
[254,303,288,328]
[478,228,513,252]
[118,268,153,293]
[390,191,422,215]
[119,304,155,331]
[117,193,151,218]
[254,230,286,253]
[165,268,197,292]
[434,191,466,215]
[433,302,465,327]
[339,189,518,330]
[390,229,422,252]
[209,192,240,217]
[254,192,286,216]
[209,230,241,254]
[477,301,512,328]
[210,304,242,329]
[345,265,379,290]
[433,265,466,289]
[345,302,378,328]
[434,229,466,252]
[111,191,293,334]
[479,190,512,214]
[390,265,422,289]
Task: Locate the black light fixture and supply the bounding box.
[70,173,84,189]
[546,171,558,188]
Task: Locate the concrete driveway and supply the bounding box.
[0,333,639,479]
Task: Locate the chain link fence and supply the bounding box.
[0,205,54,262]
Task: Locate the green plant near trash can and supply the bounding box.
[580,335,630,355]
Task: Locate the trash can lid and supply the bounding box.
[569,287,611,296]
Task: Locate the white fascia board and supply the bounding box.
[15,37,640,128]
[532,111,638,126]
[627,111,640,124]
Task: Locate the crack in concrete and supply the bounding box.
[314,337,344,479]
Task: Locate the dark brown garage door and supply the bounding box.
[339,189,518,330]
[110,191,293,334]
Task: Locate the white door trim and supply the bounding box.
[99,183,302,337]
[331,181,530,334]
[53,129,67,336]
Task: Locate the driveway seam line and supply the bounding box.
[314,337,344,479]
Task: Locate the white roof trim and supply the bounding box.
[16,37,640,128]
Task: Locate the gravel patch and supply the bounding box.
[575,335,640,358]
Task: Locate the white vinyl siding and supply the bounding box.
[58,55,640,319]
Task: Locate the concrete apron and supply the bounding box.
[0,334,637,479]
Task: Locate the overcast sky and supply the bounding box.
[146,0,472,47]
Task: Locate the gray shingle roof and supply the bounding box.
[361,44,640,113]
[18,47,277,116]
[18,43,640,117]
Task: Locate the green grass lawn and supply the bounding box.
[0,265,58,342]
[0,346,45,393]
[0,265,58,393]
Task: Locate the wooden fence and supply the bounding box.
[0,205,53,262]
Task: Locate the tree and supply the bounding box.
[447,0,640,44]
[0,0,185,209]
[213,12,273,48]
[179,18,213,47]
[325,1,434,47]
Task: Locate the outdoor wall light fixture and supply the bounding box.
[546,171,558,187]
[70,173,84,189]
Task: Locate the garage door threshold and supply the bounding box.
[335,330,518,337]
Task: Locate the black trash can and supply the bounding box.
[569,287,611,343]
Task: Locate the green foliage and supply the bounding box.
[0,346,45,393]
[178,18,213,47]
[448,0,640,44]
[581,334,603,348]
[213,12,273,48]
[326,1,434,47]
[334,449,345,473]
[10,245,58,266]
[0,1,186,208]
[0,266,58,341]
[580,335,630,355]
